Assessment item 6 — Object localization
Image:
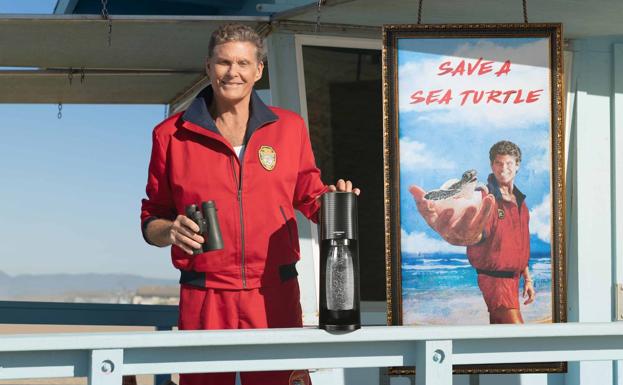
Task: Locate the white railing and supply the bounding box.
[1,322,623,385]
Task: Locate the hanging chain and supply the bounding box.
[522,0,528,23]
[314,0,325,33]
[107,18,112,46]
[67,67,86,85]
[101,0,112,46]
[57,103,63,119]
[417,0,423,24]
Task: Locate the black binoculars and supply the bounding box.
[185,201,224,255]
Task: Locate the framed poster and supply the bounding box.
[383,23,566,374]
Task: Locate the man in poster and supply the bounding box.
[410,140,535,324]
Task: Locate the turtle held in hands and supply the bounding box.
[424,169,478,201]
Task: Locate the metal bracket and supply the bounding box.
[415,340,453,385]
[89,349,123,385]
[616,284,623,321]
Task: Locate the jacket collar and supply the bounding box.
[181,85,278,143]
[487,173,526,207]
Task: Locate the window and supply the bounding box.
[301,44,385,301]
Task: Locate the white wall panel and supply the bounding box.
[566,38,615,385]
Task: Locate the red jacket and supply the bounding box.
[141,87,327,289]
[467,174,530,273]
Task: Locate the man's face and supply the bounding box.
[206,41,263,104]
[491,154,519,185]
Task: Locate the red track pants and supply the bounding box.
[178,278,309,385]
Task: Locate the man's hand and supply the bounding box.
[328,179,361,196]
[169,215,205,254]
[408,184,494,246]
[145,216,204,254]
[523,280,536,305]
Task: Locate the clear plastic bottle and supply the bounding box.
[326,239,355,311]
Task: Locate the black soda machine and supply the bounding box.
[319,191,361,331]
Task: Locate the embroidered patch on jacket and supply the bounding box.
[289,370,311,385]
[258,145,276,171]
[497,209,505,219]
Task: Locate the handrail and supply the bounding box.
[0,301,177,327]
[1,321,622,350]
[0,300,178,385]
[1,322,622,385]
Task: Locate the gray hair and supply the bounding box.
[489,140,522,164]
[208,23,266,63]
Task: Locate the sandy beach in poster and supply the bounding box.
[401,253,552,325]
[403,286,553,325]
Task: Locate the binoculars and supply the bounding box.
[185,201,224,255]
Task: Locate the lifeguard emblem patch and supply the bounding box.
[258,145,276,171]
[289,370,311,385]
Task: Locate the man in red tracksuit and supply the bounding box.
[465,147,534,323]
[410,140,535,324]
[141,24,358,385]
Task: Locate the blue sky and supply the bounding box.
[397,37,552,256]
[0,0,55,13]
[0,1,175,279]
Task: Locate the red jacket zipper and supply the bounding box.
[230,155,246,288]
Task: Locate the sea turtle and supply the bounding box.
[424,169,478,201]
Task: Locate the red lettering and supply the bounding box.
[467,58,483,76]
[459,90,484,105]
[410,90,425,104]
[452,61,465,76]
[502,90,517,103]
[478,60,493,75]
[495,60,512,77]
[438,89,453,104]
[459,90,473,106]
[417,87,540,106]
[437,61,453,76]
[438,58,513,78]
[486,90,502,104]
[473,90,484,104]
[426,89,442,105]
[526,89,543,103]
[439,58,512,77]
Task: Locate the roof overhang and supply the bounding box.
[273,0,623,39]
[0,15,268,104]
[3,0,623,105]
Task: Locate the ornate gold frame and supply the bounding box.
[382,23,566,375]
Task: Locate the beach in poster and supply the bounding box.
[397,36,553,325]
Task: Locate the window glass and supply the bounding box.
[302,46,385,301]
